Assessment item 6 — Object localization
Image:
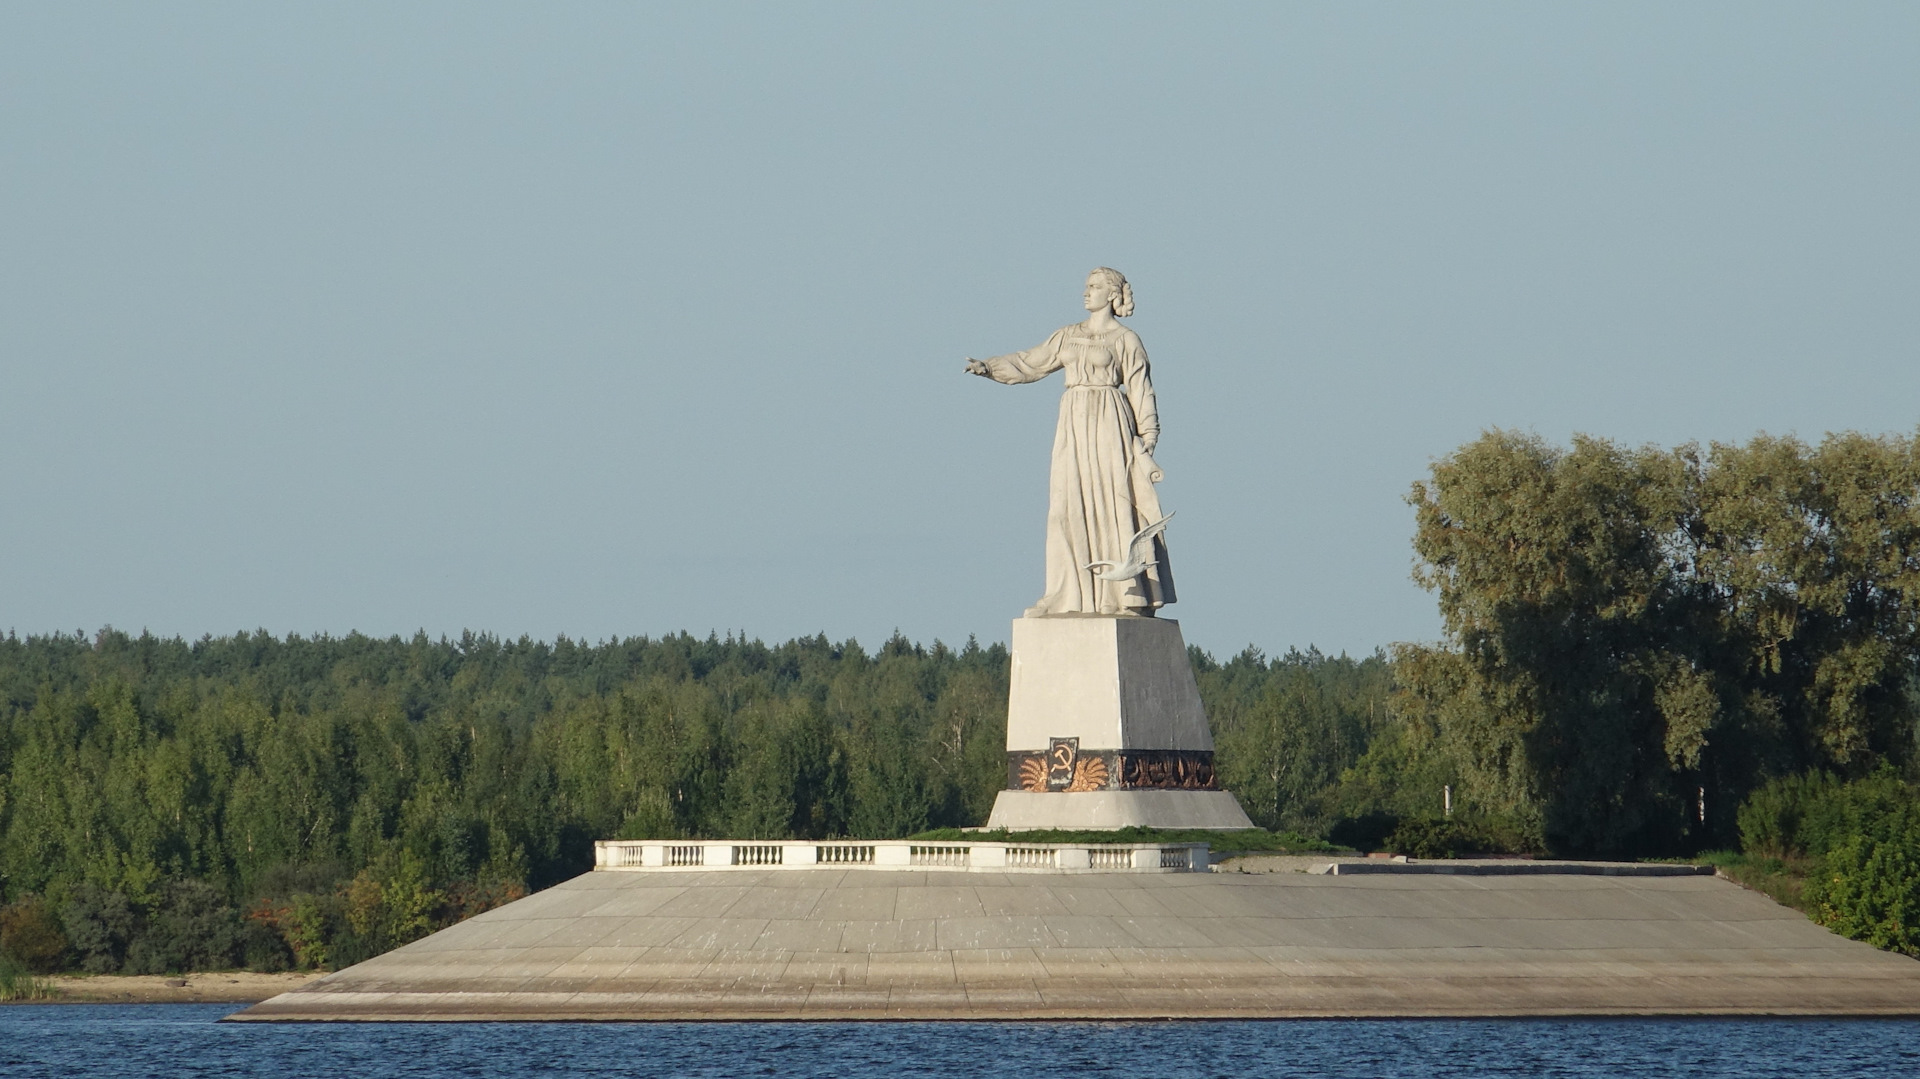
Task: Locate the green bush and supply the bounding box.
[1739,771,1913,861]
[1737,773,1840,858]
[1386,818,1468,859]
[0,897,68,973]
[1743,771,1920,955]
[1328,812,1399,853]
[1804,802,1920,956]
[54,881,248,975]
[125,880,241,975]
[246,892,338,971]
[238,916,293,972]
[60,886,136,974]
[1369,815,1535,858]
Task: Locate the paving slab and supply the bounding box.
[809,886,899,921]
[578,887,692,919]
[231,866,1920,1020]
[837,917,938,953]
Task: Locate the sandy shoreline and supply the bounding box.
[12,972,325,1004]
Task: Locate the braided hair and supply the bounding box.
[1090,267,1134,318]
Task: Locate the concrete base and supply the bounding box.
[232,865,1920,1021]
[985,789,1254,831]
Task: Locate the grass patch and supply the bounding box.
[0,955,58,1001]
[1696,850,1815,915]
[906,826,1340,853]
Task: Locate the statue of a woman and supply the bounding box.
[966,267,1176,617]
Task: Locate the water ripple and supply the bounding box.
[1,1005,1916,1078]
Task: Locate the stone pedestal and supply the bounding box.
[985,788,1255,830]
[985,616,1254,831]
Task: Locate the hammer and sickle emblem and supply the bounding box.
[1046,737,1079,791]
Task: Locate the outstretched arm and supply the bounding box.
[964,328,1067,384]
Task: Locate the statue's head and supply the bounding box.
[1085,267,1134,318]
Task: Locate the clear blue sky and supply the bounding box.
[4,4,1917,657]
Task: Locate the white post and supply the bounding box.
[1698,786,1706,824]
[1444,785,1452,817]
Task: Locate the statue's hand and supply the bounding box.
[964,358,989,376]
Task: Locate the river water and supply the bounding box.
[2,1005,1917,1077]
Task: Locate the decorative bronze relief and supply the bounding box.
[1120,750,1216,790]
[1006,748,1215,791]
[1067,755,1108,792]
[1017,756,1048,792]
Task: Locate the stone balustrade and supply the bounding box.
[592,839,1207,873]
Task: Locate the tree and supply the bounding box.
[1402,429,1920,855]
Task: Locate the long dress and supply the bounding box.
[982,321,1176,616]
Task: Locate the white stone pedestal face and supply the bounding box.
[1004,615,1213,752]
[986,789,1254,830]
[985,615,1254,832]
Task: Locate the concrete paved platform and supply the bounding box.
[231,867,1920,1020]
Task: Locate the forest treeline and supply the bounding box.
[4,426,1919,976]
[0,626,1391,976]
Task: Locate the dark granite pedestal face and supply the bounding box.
[232,866,1920,1021]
